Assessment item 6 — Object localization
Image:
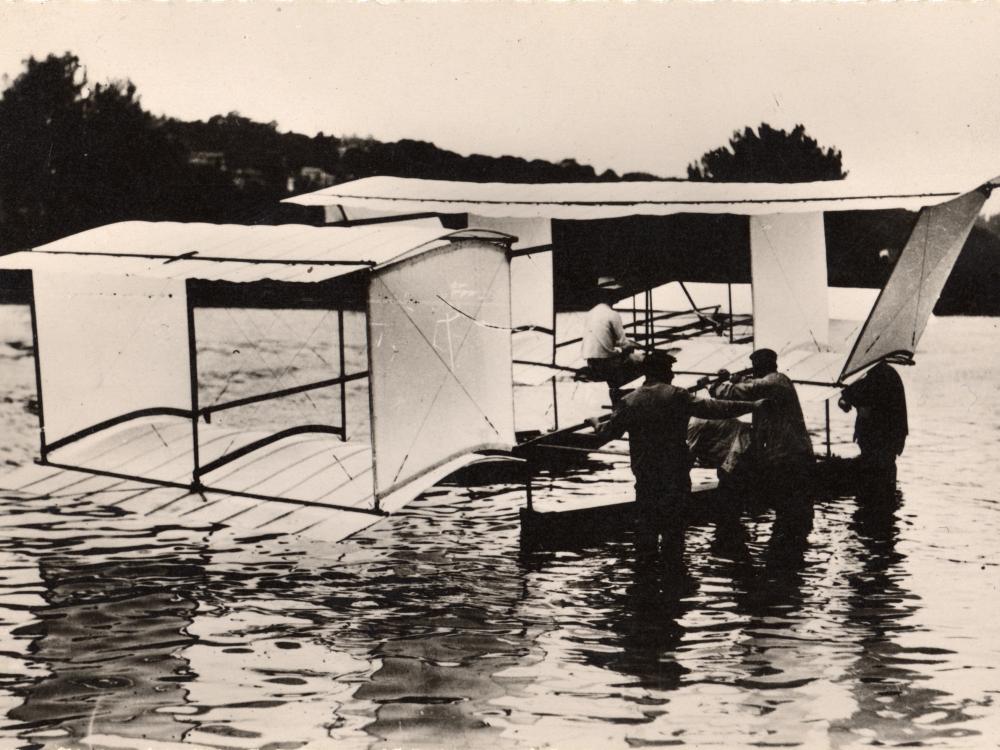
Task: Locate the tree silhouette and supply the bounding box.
[687,123,846,182]
[0,53,86,249]
[0,52,643,251]
[0,53,188,250]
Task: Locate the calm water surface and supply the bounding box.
[0,307,998,749]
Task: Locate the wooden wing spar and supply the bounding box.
[0,221,518,540]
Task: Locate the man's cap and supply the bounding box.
[597,275,623,290]
[641,348,678,373]
[749,348,778,364]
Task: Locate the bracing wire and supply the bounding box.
[435,295,513,330]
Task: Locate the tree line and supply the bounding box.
[0,53,664,252]
[0,52,995,313]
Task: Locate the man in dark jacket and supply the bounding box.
[839,361,908,496]
[593,350,762,537]
[709,348,814,494]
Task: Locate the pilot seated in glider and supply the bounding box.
[581,276,643,402]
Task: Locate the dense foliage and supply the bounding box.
[687,123,846,182]
[0,54,995,313]
[0,54,643,251]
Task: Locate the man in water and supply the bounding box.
[839,361,908,497]
[591,350,763,550]
[581,276,642,402]
[709,348,814,493]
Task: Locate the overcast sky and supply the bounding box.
[1,2,998,203]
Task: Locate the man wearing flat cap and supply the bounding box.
[592,349,764,546]
[581,276,642,402]
[709,348,814,488]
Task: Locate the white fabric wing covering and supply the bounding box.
[841,187,987,378]
[750,212,829,354]
[510,250,556,430]
[511,251,554,338]
[32,271,192,447]
[510,251,553,352]
[285,176,965,219]
[367,242,514,499]
[0,221,509,284]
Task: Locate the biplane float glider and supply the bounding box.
[286,174,997,434]
[0,222,518,542]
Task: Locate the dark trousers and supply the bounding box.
[730,458,812,506]
[855,448,898,502]
[587,356,642,403]
[634,473,691,556]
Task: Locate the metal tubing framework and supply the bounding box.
[550,306,722,354]
[678,281,726,336]
[825,400,832,457]
[200,371,369,421]
[35,459,387,518]
[365,284,381,512]
[338,309,348,441]
[37,369,369,454]
[194,424,347,477]
[27,282,46,459]
[551,281,559,431]
[727,283,735,344]
[644,289,653,353]
[186,282,202,488]
[186,481,386,517]
[36,459,194,492]
[508,244,555,259]
[44,407,195,453]
[24,270,389,521]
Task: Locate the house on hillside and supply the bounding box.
[188,151,227,170]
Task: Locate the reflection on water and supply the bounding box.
[8,553,200,748]
[834,494,981,747]
[1,309,1000,748]
[568,544,696,694]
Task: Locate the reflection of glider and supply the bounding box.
[0,222,517,543]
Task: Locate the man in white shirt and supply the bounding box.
[582,276,642,401]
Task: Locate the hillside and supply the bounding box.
[0,53,995,313]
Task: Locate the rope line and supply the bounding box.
[269,308,335,406]
[215,308,306,422]
[436,295,513,330]
[213,307,333,423]
[238,309,321,414]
